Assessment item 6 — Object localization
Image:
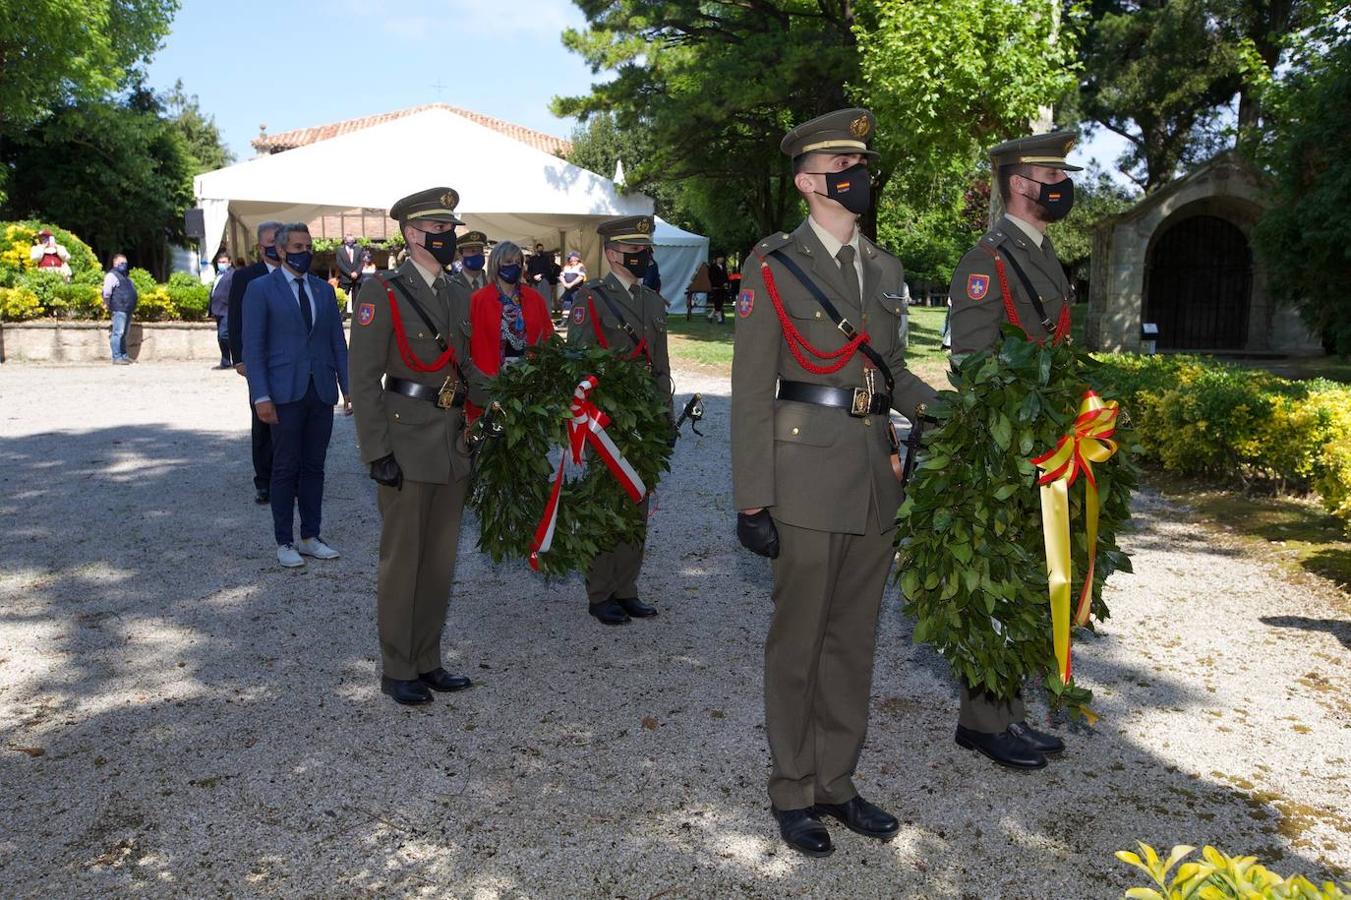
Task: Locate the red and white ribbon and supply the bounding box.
[529,375,647,570]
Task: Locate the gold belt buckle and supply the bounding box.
[850,387,872,417]
[437,376,461,409]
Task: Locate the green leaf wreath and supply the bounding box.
[470,340,673,577]
[895,327,1140,712]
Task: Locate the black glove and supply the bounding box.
[369,454,403,490]
[737,509,780,559]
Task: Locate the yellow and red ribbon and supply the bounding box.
[1030,391,1119,683]
[529,375,647,571]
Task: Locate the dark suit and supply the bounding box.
[336,244,362,295]
[229,260,276,492]
[243,268,350,546]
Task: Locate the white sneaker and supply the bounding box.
[277,544,305,568]
[297,536,340,560]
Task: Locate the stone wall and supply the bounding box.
[0,322,222,364]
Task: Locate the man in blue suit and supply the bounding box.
[243,222,352,568]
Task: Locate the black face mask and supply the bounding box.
[805,163,872,216]
[1025,175,1075,221]
[620,248,651,278]
[417,228,457,266]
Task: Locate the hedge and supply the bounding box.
[1096,353,1351,532]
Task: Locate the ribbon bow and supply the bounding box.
[1030,391,1120,684]
[529,375,647,571]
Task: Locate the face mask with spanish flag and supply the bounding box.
[808,162,872,216]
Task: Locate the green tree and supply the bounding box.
[163,79,234,173]
[1254,23,1351,353]
[0,0,179,199]
[855,0,1078,213]
[1,86,196,277]
[1046,165,1135,283]
[554,0,859,247]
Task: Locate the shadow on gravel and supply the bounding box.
[0,403,1344,896]
[1260,614,1351,650]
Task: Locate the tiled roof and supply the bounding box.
[251,103,572,157]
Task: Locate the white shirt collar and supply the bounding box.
[265,261,278,273]
[1005,213,1044,248]
[411,258,443,289]
[807,215,859,259]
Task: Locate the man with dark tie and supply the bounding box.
[229,221,284,504]
[450,231,489,294]
[336,234,362,305]
[242,222,352,569]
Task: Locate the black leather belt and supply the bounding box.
[778,380,891,417]
[386,376,465,409]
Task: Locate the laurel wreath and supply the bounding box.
[469,340,673,577]
[894,328,1139,712]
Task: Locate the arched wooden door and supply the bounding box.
[1144,215,1252,350]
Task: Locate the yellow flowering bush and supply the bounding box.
[0,286,44,320]
[1096,355,1351,533]
[1116,842,1348,899]
[0,221,101,286]
[135,288,177,322]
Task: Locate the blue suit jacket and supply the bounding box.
[242,267,350,406]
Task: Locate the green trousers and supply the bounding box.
[585,495,649,606]
[764,512,892,810]
[376,477,468,680]
[958,684,1027,733]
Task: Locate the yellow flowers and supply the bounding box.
[1116,842,1349,899]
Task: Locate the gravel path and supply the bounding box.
[1,361,1348,899]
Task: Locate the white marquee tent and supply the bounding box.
[193,106,709,287]
[650,217,709,307]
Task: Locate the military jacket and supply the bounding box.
[451,268,488,295]
[947,215,1073,355]
[566,271,673,419]
[348,260,483,485]
[731,219,937,535]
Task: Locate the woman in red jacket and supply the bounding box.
[468,240,555,421]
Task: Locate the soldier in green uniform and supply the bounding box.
[348,187,483,706]
[945,131,1081,767]
[565,216,672,626]
[451,230,489,295]
[731,108,937,858]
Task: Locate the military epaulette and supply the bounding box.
[753,231,793,260]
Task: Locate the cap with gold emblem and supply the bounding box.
[597,215,655,246]
[780,108,879,160]
[988,130,1083,172]
[389,186,465,224]
[456,230,488,250]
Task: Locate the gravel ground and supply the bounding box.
[1,361,1348,899]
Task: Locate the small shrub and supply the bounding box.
[0,286,44,320]
[334,286,348,310]
[1096,354,1351,533]
[0,221,102,285]
[16,270,67,316]
[165,272,209,320]
[135,287,176,322]
[55,283,105,319]
[128,267,156,296]
[1116,842,1348,898]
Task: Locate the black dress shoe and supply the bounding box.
[616,596,657,618]
[588,598,630,626]
[254,489,270,505]
[1008,721,1065,755]
[813,795,900,840]
[381,676,433,706]
[955,724,1047,770]
[418,668,472,692]
[772,807,833,858]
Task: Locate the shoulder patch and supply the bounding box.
[571,304,587,326]
[966,274,990,301]
[357,302,375,325]
[737,289,755,318]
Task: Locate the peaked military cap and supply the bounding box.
[781,108,880,159]
[456,230,488,249]
[598,215,654,246]
[389,186,465,224]
[989,130,1083,172]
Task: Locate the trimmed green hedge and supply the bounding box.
[1097,354,1351,532]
